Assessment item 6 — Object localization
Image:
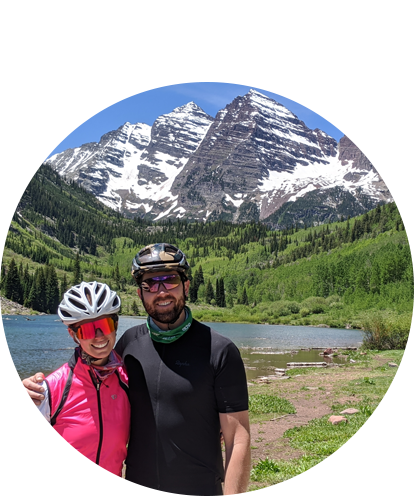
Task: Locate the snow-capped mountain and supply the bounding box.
[47,103,214,215]
[46,90,392,226]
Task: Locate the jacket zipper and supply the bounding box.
[95,380,104,465]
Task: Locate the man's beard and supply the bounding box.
[142,291,186,325]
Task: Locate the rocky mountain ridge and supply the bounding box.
[46,90,392,226]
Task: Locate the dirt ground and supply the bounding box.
[0,357,382,496]
[247,354,391,464]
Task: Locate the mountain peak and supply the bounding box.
[247,88,267,98]
[154,102,213,127]
[173,101,194,111]
[45,90,391,224]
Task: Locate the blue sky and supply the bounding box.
[0,82,414,160]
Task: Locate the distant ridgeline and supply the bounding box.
[1,164,413,321]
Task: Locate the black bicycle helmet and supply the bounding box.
[131,243,190,283]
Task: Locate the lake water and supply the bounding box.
[2,315,364,380]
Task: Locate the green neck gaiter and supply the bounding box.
[147,306,193,344]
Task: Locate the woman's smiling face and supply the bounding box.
[68,314,117,365]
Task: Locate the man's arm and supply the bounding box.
[22,373,46,406]
[219,410,251,495]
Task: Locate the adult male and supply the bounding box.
[23,243,251,495]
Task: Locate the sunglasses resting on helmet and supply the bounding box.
[71,316,116,340]
[140,274,182,293]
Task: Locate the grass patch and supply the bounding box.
[248,394,296,423]
[250,458,280,482]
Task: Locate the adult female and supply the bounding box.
[34,281,130,477]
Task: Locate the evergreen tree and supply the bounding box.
[189,282,198,303]
[36,267,48,312]
[28,267,47,311]
[22,264,31,303]
[241,287,249,306]
[90,237,97,256]
[218,278,226,307]
[215,279,221,306]
[214,278,226,307]
[205,279,215,304]
[72,253,82,286]
[45,265,60,313]
[60,273,68,300]
[4,259,23,304]
[194,265,204,288]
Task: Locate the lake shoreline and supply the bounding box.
[0,296,44,316]
[1,308,351,331]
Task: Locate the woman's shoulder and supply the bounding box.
[45,361,72,385]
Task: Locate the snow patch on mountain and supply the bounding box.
[225,194,244,207]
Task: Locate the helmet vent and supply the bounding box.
[113,296,120,308]
[97,291,107,308]
[68,298,88,311]
[84,287,92,305]
[68,289,81,297]
[165,246,177,253]
[139,248,151,257]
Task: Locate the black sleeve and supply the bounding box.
[214,341,249,413]
[115,327,135,357]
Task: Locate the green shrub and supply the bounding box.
[362,314,411,350]
[301,296,328,314]
[326,294,341,305]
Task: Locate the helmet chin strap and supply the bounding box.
[72,334,100,363]
[82,350,100,364]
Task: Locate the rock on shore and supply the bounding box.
[0,296,42,316]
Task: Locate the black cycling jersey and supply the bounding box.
[115,319,248,495]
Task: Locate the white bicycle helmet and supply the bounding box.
[58,281,121,326]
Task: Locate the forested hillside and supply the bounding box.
[1,164,412,348]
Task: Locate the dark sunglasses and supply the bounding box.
[140,274,182,293]
[71,317,116,340]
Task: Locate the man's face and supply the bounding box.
[138,271,190,324]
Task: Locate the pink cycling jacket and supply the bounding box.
[44,350,130,476]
